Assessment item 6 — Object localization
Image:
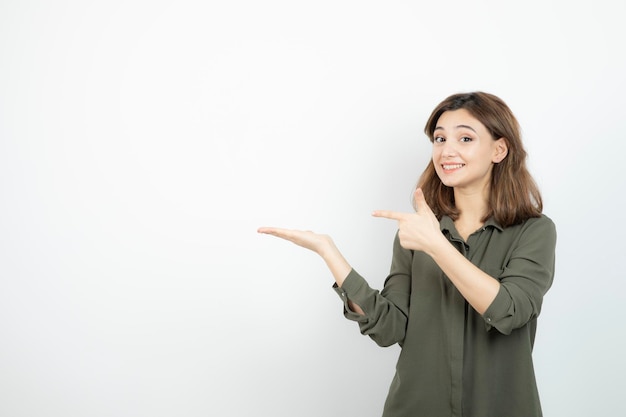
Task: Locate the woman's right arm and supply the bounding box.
[258,227,412,346]
[338,232,412,347]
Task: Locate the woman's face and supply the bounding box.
[431,109,507,193]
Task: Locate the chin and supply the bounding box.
[437,176,457,188]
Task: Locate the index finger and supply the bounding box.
[371,210,407,220]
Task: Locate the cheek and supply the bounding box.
[432,158,444,177]
[431,151,442,173]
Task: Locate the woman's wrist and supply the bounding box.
[318,238,352,285]
[425,232,452,259]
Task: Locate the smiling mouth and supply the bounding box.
[442,163,465,170]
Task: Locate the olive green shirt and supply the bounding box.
[334,214,556,417]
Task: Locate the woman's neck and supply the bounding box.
[453,188,489,240]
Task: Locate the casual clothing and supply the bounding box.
[333,214,556,417]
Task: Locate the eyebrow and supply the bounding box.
[434,124,477,133]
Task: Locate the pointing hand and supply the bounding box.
[372,188,443,253]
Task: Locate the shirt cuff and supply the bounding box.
[482,284,513,334]
[332,269,369,321]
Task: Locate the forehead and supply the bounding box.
[435,108,487,132]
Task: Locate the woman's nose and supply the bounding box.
[441,141,458,157]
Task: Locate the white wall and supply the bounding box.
[1,1,624,416]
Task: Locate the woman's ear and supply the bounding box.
[493,138,509,163]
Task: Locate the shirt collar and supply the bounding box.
[439,215,504,234]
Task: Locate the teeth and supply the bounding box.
[443,164,464,170]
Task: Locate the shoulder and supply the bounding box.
[524,214,556,233]
[493,214,555,234]
[504,214,557,245]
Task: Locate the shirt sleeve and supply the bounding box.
[332,232,412,347]
[483,215,557,335]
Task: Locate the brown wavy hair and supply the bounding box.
[417,91,542,228]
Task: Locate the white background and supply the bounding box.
[1,1,624,416]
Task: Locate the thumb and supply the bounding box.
[413,188,431,213]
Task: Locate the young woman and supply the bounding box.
[258,92,556,417]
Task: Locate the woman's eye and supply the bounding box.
[434,136,445,143]
[460,136,472,142]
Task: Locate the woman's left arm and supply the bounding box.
[426,236,501,315]
[374,189,556,333]
[481,217,556,334]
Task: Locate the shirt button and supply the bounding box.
[486,317,492,322]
